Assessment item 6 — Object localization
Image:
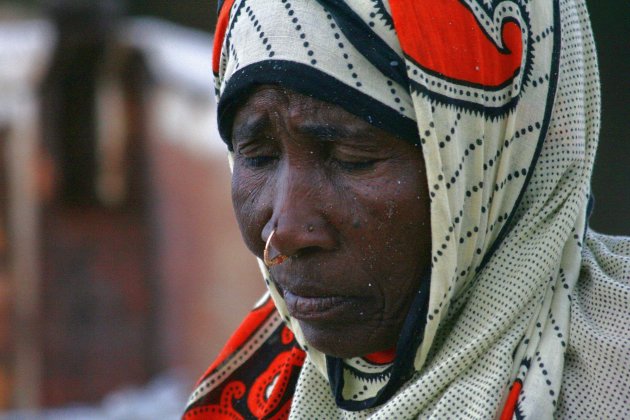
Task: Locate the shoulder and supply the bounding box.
[183,294,306,419]
[581,230,630,288]
[558,230,630,418]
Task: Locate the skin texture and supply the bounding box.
[230,86,431,358]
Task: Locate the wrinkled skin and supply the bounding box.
[230,85,431,358]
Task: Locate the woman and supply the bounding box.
[185,0,629,418]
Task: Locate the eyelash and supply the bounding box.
[243,155,277,168]
[334,159,377,171]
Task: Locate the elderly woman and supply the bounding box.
[184,0,629,418]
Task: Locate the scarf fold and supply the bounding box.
[185,0,630,418]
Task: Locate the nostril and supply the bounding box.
[292,246,323,259]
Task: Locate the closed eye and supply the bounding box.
[243,155,277,168]
[334,158,378,172]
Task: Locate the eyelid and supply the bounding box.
[234,137,279,170]
[333,157,378,172]
[242,155,277,168]
[332,143,385,159]
[234,135,277,154]
[330,144,382,168]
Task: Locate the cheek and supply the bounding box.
[355,174,426,230]
[231,167,270,255]
[351,169,430,278]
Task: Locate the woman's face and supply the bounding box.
[231,86,431,358]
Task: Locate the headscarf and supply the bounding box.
[185,0,630,418]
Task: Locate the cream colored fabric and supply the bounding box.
[214,0,630,417]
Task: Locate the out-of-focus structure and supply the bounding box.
[0,15,54,412]
[0,0,263,413]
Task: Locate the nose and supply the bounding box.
[262,163,336,258]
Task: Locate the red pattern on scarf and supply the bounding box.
[184,296,305,419]
[389,0,523,87]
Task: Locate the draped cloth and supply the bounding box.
[184,0,630,418]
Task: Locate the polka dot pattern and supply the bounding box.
[557,234,630,418]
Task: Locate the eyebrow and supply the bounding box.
[232,114,371,143]
[295,122,362,141]
[233,114,270,141]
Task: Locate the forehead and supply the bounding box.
[230,85,420,149]
[232,85,369,134]
[236,86,337,117]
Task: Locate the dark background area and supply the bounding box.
[126,1,216,32]
[585,0,630,235]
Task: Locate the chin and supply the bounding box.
[299,320,395,359]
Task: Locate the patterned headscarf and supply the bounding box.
[186,0,630,418]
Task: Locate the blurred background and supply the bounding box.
[0,0,626,418]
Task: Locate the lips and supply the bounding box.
[282,289,364,322]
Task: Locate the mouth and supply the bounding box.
[282,289,364,322]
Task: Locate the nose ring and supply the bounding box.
[264,230,289,267]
